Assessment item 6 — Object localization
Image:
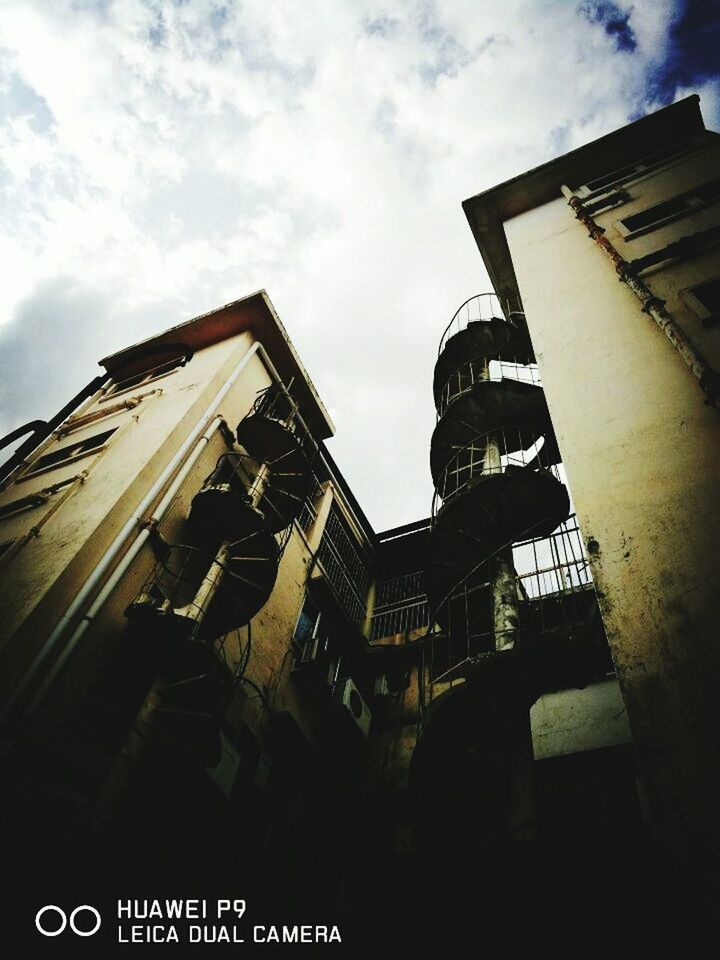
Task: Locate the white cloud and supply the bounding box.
[0,0,709,528]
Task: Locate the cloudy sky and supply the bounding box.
[0,0,718,530]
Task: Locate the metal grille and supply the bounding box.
[422,514,598,699]
[434,427,562,509]
[297,478,322,534]
[513,515,592,599]
[315,504,371,629]
[371,570,429,641]
[437,358,542,417]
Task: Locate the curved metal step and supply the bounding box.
[425,470,570,615]
[126,524,279,641]
[430,380,551,484]
[235,416,314,532]
[433,319,534,406]
[189,482,268,544]
[237,413,314,471]
[202,527,280,634]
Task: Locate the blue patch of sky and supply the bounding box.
[374,98,397,140]
[646,0,720,102]
[148,12,167,48]
[363,15,399,37]
[580,1,636,52]
[233,34,316,87]
[0,74,54,133]
[549,124,572,155]
[209,4,231,31]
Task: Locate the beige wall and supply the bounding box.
[504,140,720,857]
[530,679,631,760]
[0,333,261,692]
[0,326,373,765]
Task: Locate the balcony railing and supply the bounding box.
[433,427,562,511]
[436,357,542,418]
[315,505,371,630]
[423,513,600,695]
[371,571,429,641]
[438,292,525,357]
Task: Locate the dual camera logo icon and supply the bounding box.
[35,905,101,938]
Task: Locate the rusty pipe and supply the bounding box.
[560,185,720,410]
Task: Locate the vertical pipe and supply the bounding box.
[477,360,520,652]
[492,556,520,653]
[560,185,720,409]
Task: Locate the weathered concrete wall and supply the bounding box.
[530,679,631,760]
[504,140,720,858]
[0,326,373,767]
[0,332,264,694]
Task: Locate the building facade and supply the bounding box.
[464,94,720,893]
[0,95,717,930]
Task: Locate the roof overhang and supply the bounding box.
[99,289,335,440]
[462,95,711,310]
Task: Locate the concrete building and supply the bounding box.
[464,94,720,893]
[0,95,717,933]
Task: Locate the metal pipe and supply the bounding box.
[3,342,262,723]
[0,375,109,487]
[561,184,720,409]
[19,339,350,717]
[0,474,86,571]
[23,416,226,715]
[176,540,231,628]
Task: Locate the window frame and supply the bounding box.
[0,492,49,520]
[574,139,702,201]
[615,177,720,240]
[19,427,118,480]
[0,538,17,559]
[100,356,186,402]
[681,276,720,328]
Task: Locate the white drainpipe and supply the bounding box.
[15,340,333,719]
[5,341,262,722]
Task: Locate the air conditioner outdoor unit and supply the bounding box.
[335,677,372,737]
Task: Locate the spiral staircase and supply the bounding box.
[411,294,573,841]
[122,383,316,769]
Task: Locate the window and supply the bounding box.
[577,140,698,198]
[0,539,16,559]
[24,428,117,477]
[315,505,371,629]
[291,594,339,693]
[103,356,186,400]
[0,493,48,521]
[371,570,429,641]
[293,595,321,653]
[682,277,720,327]
[617,177,720,239]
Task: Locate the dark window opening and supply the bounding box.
[586,163,641,193]
[686,276,720,327]
[621,197,688,232]
[692,278,720,315]
[106,356,186,397]
[294,595,321,653]
[0,539,16,558]
[619,178,720,235]
[28,428,117,474]
[583,141,695,195]
[371,570,429,641]
[315,505,371,629]
[291,594,345,697]
[0,493,47,520]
